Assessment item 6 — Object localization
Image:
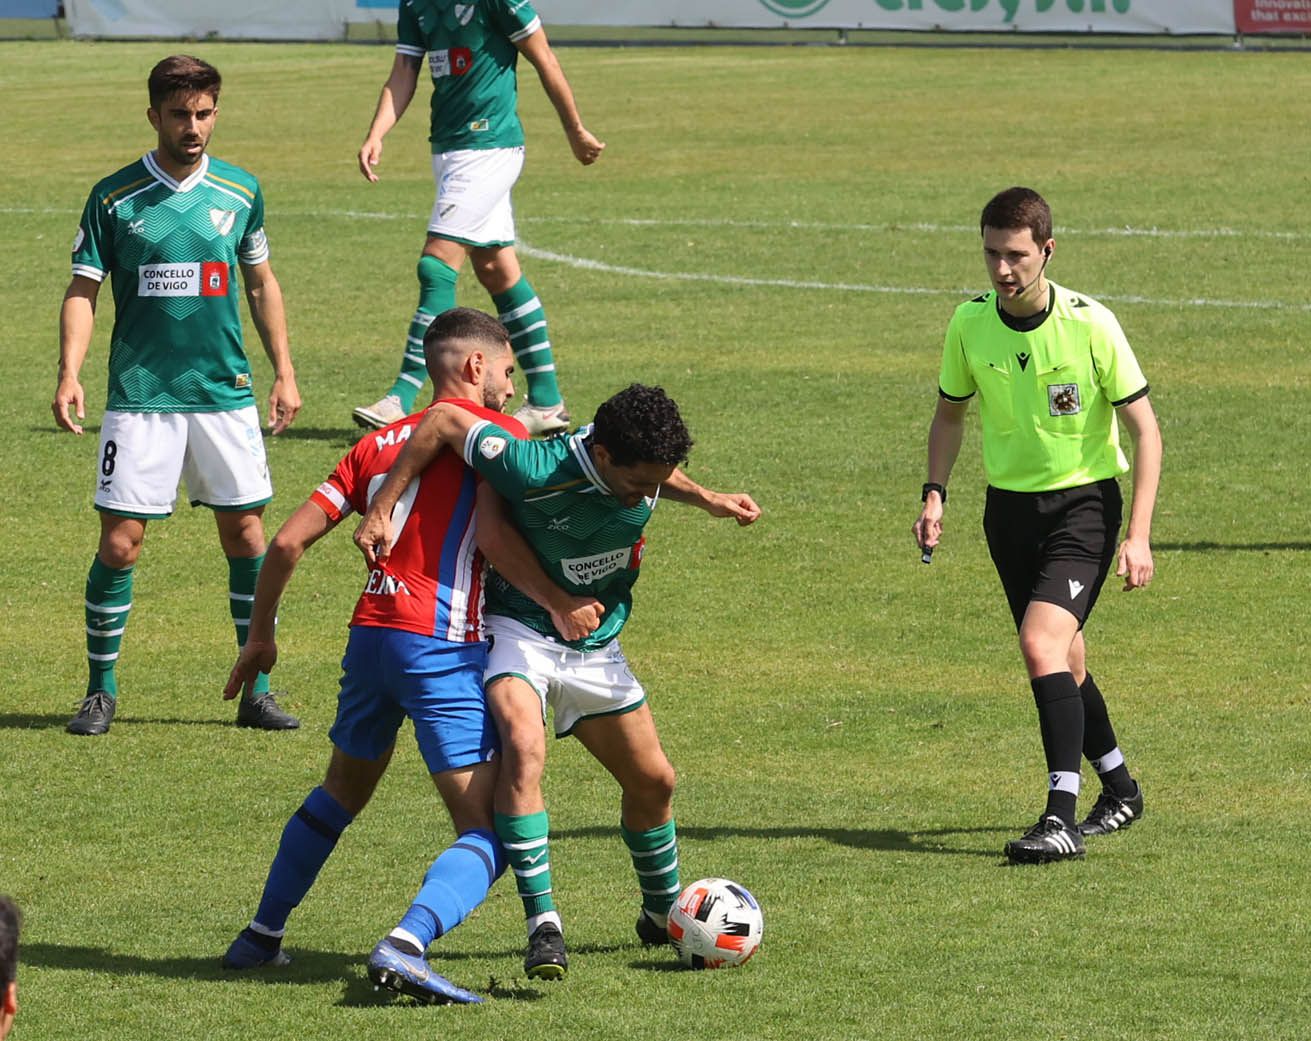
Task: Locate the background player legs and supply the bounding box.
[571,704,681,934]
[471,246,564,413]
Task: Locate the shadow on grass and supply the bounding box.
[268,425,364,444]
[1156,540,1311,552]
[0,712,250,731]
[554,823,1010,859]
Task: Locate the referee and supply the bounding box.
[913,187,1162,865]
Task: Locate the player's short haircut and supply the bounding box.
[148,55,222,110]
[592,384,694,468]
[0,896,20,992]
[422,306,511,374]
[980,186,1052,246]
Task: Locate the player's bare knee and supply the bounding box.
[632,759,676,809]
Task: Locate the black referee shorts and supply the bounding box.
[982,478,1123,631]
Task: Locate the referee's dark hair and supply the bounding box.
[0,896,19,991]
[592,384,693,468]
[981,186,1053,246]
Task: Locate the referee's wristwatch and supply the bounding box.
[921,482,947,504]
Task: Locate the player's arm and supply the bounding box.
[661,469,761,526]
[1114,394,1161,591]
[353,402,483,566]
[241,259,301,435]
[358,52,422,182]
[475,483,603,641]
[224,499,338,701]
[913,395,969,552]
[515,28,605,166]
[53,275,101,435]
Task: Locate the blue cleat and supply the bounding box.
[366,940,482,1005]
[222,928,292,970]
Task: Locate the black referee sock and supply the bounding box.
[1080,672,1136,798]
[1031,672,1085,826]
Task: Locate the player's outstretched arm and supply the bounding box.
[53,276,101,435]
[358,53,421,182]
[241,260,301,435]
[353,403,481,566]
[1114,394,1161,591]
[223,500,336,701]
[475,484,603,641]
[912,397,967,552]
[661,469,761,526]
[515,29,605,166]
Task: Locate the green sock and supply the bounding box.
[85,557,133,698]
[228,554,270,697]
[492,277,562,408]
[623,819,680,923]
[388,255,459,411]
[495,811,557,922]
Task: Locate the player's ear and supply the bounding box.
[465,349,485,384]
[147,106,160,131]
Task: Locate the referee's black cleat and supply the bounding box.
[1077,781,1144,837]
[524,923,567,980]
[67,691,116,736]
[1005,815,1086,864]
[236,691,300,730]
[634,911,669,947]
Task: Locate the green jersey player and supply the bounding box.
[52,55,302,737]
[355,384,761,978]
[352,0,605,437]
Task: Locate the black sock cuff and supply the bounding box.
[1030,672,1081,706]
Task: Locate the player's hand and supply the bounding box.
[224,640,278,701]
[913,499,944,551]
[1116,535,1154,591]
[52,376,86,435]
[353,509,394,568]
[268,374,302,436]
[549,595,604,642]
[358,137,385,182]
[705,491,761,526]
[567,126,605,166]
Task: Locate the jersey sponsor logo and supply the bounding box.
[209,208,237,236]
[139,263,202,296]
[73,226,85,251]
[234,373,252,389]
[469,118,489,132]
[201,261,229,297]
[1047,383,1081,416]
[364,568,412,597]
[429,46,473,79]
[479,435,507,459]
[1068,578,1085,600]
[561,547,631,587]
[1016,351,1031,371]
[374,423,414,453]
[127,218,145,236]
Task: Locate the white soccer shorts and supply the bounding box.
[93,407,272,517]
[485,614,647,738]
[428,146,524,247]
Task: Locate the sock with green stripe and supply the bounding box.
[85,556,133,698]
[388,255,459,411]
[495,811,560,936]
[492,277,562,408]
[622,818,680,926]
[228,554,270,697]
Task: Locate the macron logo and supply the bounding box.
[1068,579,1085,600]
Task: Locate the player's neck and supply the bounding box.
[151,148,205,183]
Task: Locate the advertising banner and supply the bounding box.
[1233,0,1311,32]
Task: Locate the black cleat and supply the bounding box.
[524,923,567,980]
[634,912,669,947]
[67,691,116,736]
[1078,782,1144,836]
[236,691,300,730]
[1005,815,1086,865]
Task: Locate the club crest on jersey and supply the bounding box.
[454,4,476,27]
[209,208,237,236]
[1047,383,1081,416]
[479,436,507,460]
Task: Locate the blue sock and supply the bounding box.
[252,787,355,933]
[395,828,504,949]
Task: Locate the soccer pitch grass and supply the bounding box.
[2,38,1309,1041]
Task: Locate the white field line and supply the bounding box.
[13,205,1308,311]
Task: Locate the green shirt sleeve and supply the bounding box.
[462,419,551,499]
[488,0,541,41]
[1089,304,1148,405]
[937,308,976,401]
[71,186,112,280]
[396,0,425,53]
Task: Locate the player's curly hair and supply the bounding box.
[148,55,222,109]
[0,895,20,991]
[980,186,1052,246]
[591,384,693,467]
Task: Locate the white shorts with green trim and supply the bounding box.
[94,407,272,517]
[428,147,524,247]
[485,614,646,738]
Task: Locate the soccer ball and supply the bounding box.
[667,877,763,969]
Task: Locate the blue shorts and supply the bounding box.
[329,627,496,774]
